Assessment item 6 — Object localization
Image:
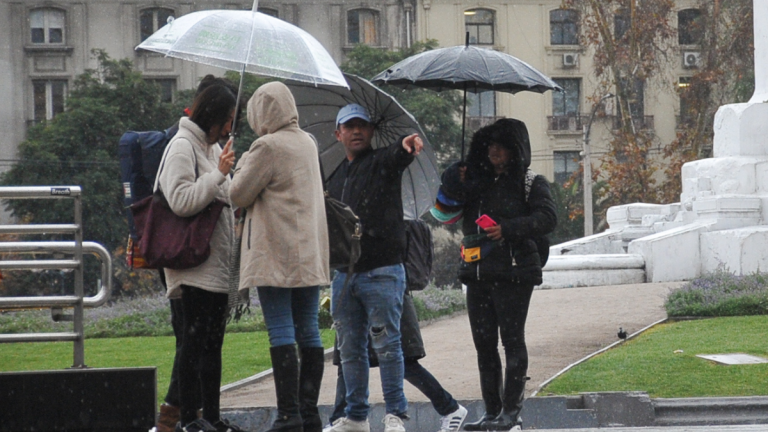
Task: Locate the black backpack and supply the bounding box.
[403,219,434,291]
[118,124,178,239]
[524,169,550,266]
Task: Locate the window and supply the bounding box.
[30,8,65,44]
[258,8,278,18]
[550,9,579,45]
[618,76,644,117]
[33,80,67,122]
[147,78,176,103]
[140,8,174,42]
[549,79,581,131]
[552,79,580,117]
[468,91,496,117]
[614,8,630,41]
[554,151,580,185]
[678,9,704,45]
[465,9,494,45]
[347,9,378,45]
[678,77,694,127]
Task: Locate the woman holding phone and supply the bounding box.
[434,118,556,431]
[157,84,245,432]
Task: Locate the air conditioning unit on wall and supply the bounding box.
[683,51,702,68]
[562,52,578,67]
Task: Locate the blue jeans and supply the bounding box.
[331,264,407,420]
[257,286,322,348]
[330,359,458,423]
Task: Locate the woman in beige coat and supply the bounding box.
[230,82,330,432]
[157,84,244,432]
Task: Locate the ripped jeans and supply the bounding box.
[331,264,407,421]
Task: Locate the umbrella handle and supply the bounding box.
[460,84,467,162]
[231,64,247,143]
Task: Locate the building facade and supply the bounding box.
[1,0,705,187]
[0,0,416,179]
[418,0,702,184]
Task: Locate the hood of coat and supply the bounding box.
[247,81,299,136]
[466,118,531,173]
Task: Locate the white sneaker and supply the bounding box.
[325,417,370,432]
[382,414,406,432]
[438,405,468,432]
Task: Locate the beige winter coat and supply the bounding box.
[230,81,330,289]
[158,116,234,299]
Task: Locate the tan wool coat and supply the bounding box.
[229,82,330,289]
[158,116,234,299]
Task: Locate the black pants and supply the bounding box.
[178,285,228,425]
[466,280,534,376]
[160,270,201,408]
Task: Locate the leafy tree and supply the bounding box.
[0,50,175,296]
[564,0,755,224]
[341,41,464,166]
[563,0,676,223]
[660,0,754,202]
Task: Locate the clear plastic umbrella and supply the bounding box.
[136,0,347,132]
[287,73,440,220]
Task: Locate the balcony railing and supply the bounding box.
[611,115,654,131]
[466,116,505,132]
[547,114,586,133]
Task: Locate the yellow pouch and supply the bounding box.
[462,245,483,263]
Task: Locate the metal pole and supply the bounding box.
[72,194,85,367]
[583,93,614,237]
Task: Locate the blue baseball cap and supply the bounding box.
[336,103,371,128]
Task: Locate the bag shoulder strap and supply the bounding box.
[153,138,199,193]
[524,168,537,202]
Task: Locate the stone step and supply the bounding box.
[653,396,768,427]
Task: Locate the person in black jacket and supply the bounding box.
[325,104,423,432]
[440,118,556,431]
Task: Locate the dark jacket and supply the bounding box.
[442,119,557,284]
[326,139,414,273]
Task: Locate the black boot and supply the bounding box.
[298,347,325,432]
[482,371,528,431]
[463,362,502,431]
[268,345,303,432]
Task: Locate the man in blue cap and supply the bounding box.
[325,103,423,432]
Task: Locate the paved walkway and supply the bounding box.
[220,282,678,409]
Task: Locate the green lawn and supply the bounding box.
[0,329,336,407]
[541,316,768,398]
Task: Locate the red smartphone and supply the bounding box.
[475,214,497,229]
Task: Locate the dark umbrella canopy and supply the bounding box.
[371,44,562,94]
[286,73,440,220]
[372,42,562,159]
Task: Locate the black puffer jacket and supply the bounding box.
[442,119,557,285]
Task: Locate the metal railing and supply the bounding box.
[547,114,587,132]
[0,186,112,368]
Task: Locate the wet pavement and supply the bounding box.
[220,282,677,408]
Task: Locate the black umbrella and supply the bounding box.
[372,33,562,159]
[286,73,440,220]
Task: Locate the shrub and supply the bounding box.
[0,283,467,338]
[665,268,768,317]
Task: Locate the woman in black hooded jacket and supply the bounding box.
[439,118,556,430]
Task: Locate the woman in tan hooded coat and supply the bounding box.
[230,81,330,432]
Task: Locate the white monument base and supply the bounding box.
[544,100,768,287]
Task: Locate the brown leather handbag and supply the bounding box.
[130,142,227,270]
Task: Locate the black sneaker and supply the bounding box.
[212,418,247,432]
[175,418,218,432]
